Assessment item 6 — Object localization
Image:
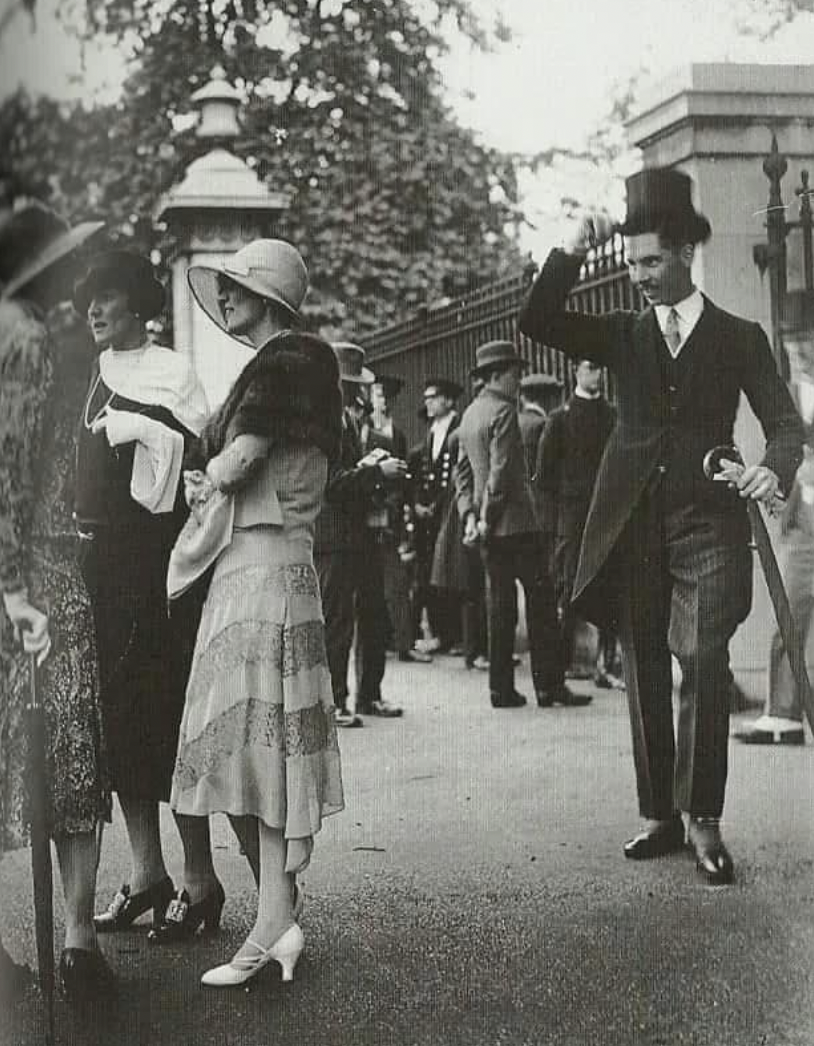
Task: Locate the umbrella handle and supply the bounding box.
[18,621,40,710]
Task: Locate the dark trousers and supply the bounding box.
[354,535,390,708]
[482,531,563,698]
[315,550,359,710]
[462,546,488,664]
[617,498,751,819]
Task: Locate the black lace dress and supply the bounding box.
[0,304,110,849]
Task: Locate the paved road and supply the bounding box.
[2,653,814,1046]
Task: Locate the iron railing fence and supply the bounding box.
[362,236,640,447]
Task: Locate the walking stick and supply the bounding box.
[703,445,814,736]
[23,644,55,1046]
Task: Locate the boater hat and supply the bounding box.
[618,167,711,244]
[187,239,308,345]
[470,340,529,378]
[73,250,165,320]
[0,201,104,301]
[332,342,374,384]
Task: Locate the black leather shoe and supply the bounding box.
[359,699,403,717]
[59,948,117,1003]
[536,684,592,707]
[94,876,175,933]
[623,816,685,860]
[490,690,527,708]
[687,820,734,885]
[147,882,225,944]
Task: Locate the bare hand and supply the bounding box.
[378,456,408,481]
[462,514,479,547]
[2,591,52,665]
[736,464,780,502]
[565,211,615,255]
[414,502,434,520]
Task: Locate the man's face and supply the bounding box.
[424,386,452,419]
[371,383,389,413]
[87,286,141,347]
[623,232,694,306]
[575,360,602,395]
[216,275,267,337]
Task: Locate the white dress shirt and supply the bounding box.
[655,288,704,358]
[430,411,455,460]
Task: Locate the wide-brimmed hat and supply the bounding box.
[333,342,374,384]
[470,340,529,378]
[618,167,711,243]
[73,250,165,320]
[0,201,104,301]
[423,377,463,401]
[371,374,404,398]
[187,239,308,344]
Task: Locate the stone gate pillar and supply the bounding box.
[155,66,289,408]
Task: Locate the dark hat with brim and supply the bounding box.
[372,374,404,398]
[333,341,374,384]
[470,340,529,378]
[424,377,463,401]
[619,167,711,243]
[73,250,165,321]
[0,202,104,301]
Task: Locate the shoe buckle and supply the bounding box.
[165,894,189,924]
[106,885,130,917]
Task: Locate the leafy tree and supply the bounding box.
[1,0,525,336]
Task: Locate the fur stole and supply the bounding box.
[188,330,342,469]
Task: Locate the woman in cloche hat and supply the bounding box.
[0,199,114,1001]
[169,240,344,987]
[72,249,220,953]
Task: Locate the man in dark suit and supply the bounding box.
[411,378,462,652]
[535,357,620,687]
[455,341,574,709]
[518,168,803,883]
[315,344,407,726]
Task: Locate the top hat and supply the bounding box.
[423,377,463,401]
[332,342,374,384]
[371,374,404,398]
[0,201,104,302]
[187,239,308,344]
[470,340,529,378]
[73,250,165,321]
[618,167,711,243]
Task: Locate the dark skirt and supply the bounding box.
[1,543,110,849]
[80,526,202,802]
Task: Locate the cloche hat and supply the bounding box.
[73,250,165,320]
[187,239,308,344]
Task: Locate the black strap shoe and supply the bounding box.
[59,948,117,1003]
[94,876,175,933]
[623,816,685,860]
[147,882,225,944]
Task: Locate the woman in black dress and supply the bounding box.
[72,252,223,944]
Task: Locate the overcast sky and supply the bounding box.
[2,0,814,256]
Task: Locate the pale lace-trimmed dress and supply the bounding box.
[170,444,344,838]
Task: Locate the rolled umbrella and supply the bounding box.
[23,648,55,1045]
[703,445,814,735]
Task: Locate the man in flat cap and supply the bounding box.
[535,357,620,688]
[519,167,803,884]
[518,372,563,480]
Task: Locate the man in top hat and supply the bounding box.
[518,372,564,479]
[518,167,803,883]
[534,357,620,688]
[455,340,572,709]
[314,343,407,726]
[410,377,463,654]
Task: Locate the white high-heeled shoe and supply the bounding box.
[200,923,304,988]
